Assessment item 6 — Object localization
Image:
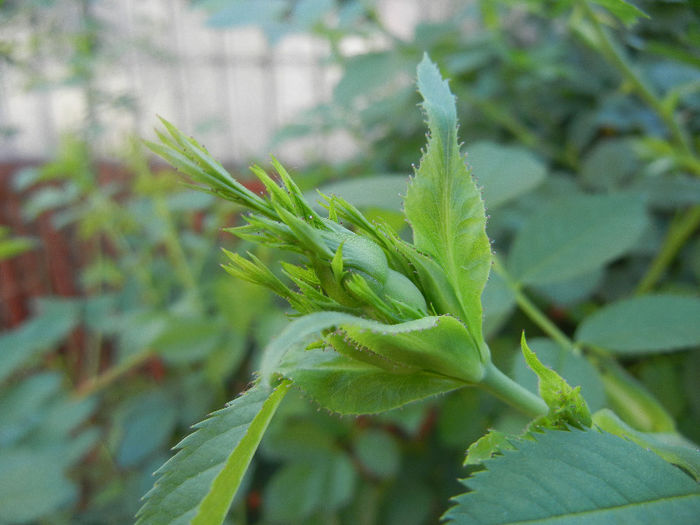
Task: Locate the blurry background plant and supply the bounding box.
[1,0,699,524]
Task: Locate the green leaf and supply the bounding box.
[280,348,464,414]
[313,175,408,212]
[404,55,491,348]
[115,391,178,468]
[575,294,700,355]
[481,271,516,338]
[0,301,80,384]
[260,311,485,386]
[508,192,648,285]
[355,429,401,479]
[593,409,700,481]
[0,448,78,522]
[446,428,700,524]
[136,381,290,525]
[521,334,592,429]
[263,453,355,522]
[338,315,485,383]
[512,337,605,411]
[464,430,513,466]
[591,0,649,28]
[153,317,224,365]
[0,235,35,261]
[334,52,408,106]
[468,141,546,209]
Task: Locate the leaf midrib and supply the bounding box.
[499,492,700,524]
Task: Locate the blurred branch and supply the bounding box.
[635,205,700,294]
[75,349,154,398]
[579,0,693,157]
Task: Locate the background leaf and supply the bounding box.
[575,294,700,355]
[446,428,700,524]
[468,141,546,209]
[507,192,648,285]
[313,174,408,212]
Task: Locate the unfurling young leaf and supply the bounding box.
[520,333,592,430]
[404,54,492,359]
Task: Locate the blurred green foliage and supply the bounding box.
[1,0,699,523]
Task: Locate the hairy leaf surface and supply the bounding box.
[136,381,289,525]
[404,55,491,345]
[446,428,700,524]
[261,311,484,386]
[279,348,464,414]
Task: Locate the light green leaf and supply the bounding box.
[260,311,484,386]
[521,334,592,429]
[280,348,464,414]
[512,337,605,411]
[339,315,485,384]
[468,141,546,209]
[464,430,513,466]
[404,55,491,356]
[0,235,35,261]
[576,294,700,355]
[446,428,700,524]
[136,381,290,525]
[508,192,648,285]
[591,0,649,27]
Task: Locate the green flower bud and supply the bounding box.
[382,269,427,312]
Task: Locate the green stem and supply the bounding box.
[493,257,574,351]
[492,256,676,431]
[580,0,693,156]
[481,362,549,418]
[636,205,700,294]
[153,194,204,309]
[75,348,153,398]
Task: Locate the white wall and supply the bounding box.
[0,0,453,166]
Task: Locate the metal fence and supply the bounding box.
[0,0,453,166]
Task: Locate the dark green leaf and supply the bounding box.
[508,193,648,285]
[446,429,700,524]
[136,381,290,525]
[594,409,700,481]
[576,294,700,355]
[355,429,401,479]
[263,452,355,522]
